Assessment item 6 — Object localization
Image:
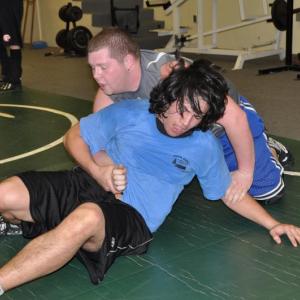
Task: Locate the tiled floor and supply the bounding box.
[1,89,300,299]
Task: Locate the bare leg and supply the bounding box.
[0,176,32,223]
[0,202,105,292]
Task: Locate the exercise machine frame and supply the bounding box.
[154,0,284,70]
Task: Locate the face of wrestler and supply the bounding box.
[88,47,129,95]
[158,97,208,137]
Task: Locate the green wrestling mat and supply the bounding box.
[1,89,300,299]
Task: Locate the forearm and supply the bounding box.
[64,124,124,193]
[63,124,99,176]
[223,194,279,230]
[227,113,254,174]
[218,97,255,175]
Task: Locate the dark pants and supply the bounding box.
[0,0,23,84]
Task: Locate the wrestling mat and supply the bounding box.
[1,89,300,299]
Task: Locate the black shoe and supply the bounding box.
[0,216,23,236]
[0,82,22,92]
[267,137,294,169]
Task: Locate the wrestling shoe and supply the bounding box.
[268,137,294,169]
[0,216,22,236]
[0,82,22,92]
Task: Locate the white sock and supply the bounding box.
[0,284,4,296]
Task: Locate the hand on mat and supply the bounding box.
[224,170,253,204]
[269,223,300,247]
[112,165,127,199]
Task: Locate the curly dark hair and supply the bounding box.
[149,59,228,131]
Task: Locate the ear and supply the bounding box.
[123,54,135,70]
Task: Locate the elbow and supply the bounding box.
[63,130,70,149]
[221,196,230,207]
[63,124,77,149]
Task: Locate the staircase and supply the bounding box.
[81,0,170,49]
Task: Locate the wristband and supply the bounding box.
[269,223,281,231]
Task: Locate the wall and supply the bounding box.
[25,0,300,53]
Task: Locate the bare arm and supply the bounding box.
[63,123,126,194]
[218,96,255,203]
[93,88,114,112]
[223,194,300,247]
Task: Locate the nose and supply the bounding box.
[93,66,102,78]
[181,112,194,127]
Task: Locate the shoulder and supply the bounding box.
[225,78,240,103]
[192,130,223,156]
[140,49,175,71]
[112,99,149,110]
[82,100,151,132]
[102,99,150,119]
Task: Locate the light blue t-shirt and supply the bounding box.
[80,100,231,232]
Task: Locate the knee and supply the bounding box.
[69,203,105,238]
[0,176,26,212]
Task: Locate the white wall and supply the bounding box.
[294,0,300,52]
[25,0,300,53]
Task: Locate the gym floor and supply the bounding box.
[0,48,300,299]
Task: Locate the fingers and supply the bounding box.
[270,224,300,247]
[271,233,282,245]
[286,234,298,248]
[112,165,127,192]
[224,181,246,204]
[223,171,252,204]
[285,226,300,247]
[224,185,246,204]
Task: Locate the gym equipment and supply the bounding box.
[110,0,140,34]
[259,0,300,76]
[150,0,284,70]
[55,29,68,49]
[270,0,300,31]
[59,3,83,23]
[55,2,92,56]
[146,1,171,10]
[32,40,48,49]
[66,26,92,56]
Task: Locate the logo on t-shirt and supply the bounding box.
[172,155,189,171]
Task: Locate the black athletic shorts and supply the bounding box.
[0,0,23,46]
[18,167,153,284]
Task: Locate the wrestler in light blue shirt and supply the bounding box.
[80,99,231,232]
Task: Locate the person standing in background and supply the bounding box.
[0,0,23,92]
